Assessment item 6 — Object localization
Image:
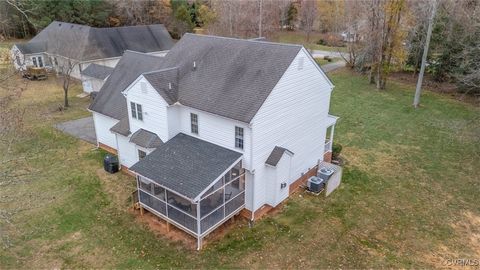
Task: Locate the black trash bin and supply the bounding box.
[104,154,119,174]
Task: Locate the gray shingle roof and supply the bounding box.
[265,146,294,167]
[81,63,114,80]
[129,129,163,148]
[15,21,174,61]
[143,67,179,105]
[91,34,303,123]
[89,51,166,120]
[15,41,46,54]
[109,117,130,136]
[129,133,242,200]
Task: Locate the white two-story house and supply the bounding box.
[89,34,338,249]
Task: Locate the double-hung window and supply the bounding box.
[130,102,143,121]
[235,126,244,149]
[138,149,147,160]
[190,113,198,134]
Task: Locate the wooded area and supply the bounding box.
[1,0,479,96]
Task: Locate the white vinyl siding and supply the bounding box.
[92,112,118,150]
[116,134,137,167]
[249,48,333,210]
[81,77,105,93]
[124,76,169,142]
[176,106,252,170]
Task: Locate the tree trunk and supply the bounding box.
[63,78,70,108]
[413,0,437,108]
[64,87,69,107]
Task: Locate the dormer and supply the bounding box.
[121,68,179,143]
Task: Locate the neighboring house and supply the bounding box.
[11,21,174,80]
[89,34,338,249]
[341,20,366,43]
[80,63,114,93]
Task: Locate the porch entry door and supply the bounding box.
[273,154,292,206]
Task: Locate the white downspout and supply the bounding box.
[249,123,255,222]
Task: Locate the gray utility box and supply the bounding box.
[318,167,335,181]
[104,154,119,174]
[307,176,325,193]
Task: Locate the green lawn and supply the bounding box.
[1,69,479,268]
[272,31,347,52]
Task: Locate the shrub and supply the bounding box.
[316,39,326,45]
[332,143,342,159]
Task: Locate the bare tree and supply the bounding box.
[341,1,364,68]
[48,30,82,108]
[300,0,317,42]
[413,0,438,108]
[208,0,280,38]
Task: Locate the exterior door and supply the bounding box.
[273,154,292,206]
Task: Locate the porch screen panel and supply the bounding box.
[139,190,166,215]
[200,187,224,217]
[166,191,197,216]
[200,206,224,233]
[225,174,245,201]
[167,205,197,233]
[225,192,245,217]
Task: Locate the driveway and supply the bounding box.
[311,50,346,59]
[55,116,96,144]
[322,61,346,73]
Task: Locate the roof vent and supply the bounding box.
[298,57,305,70]
[141,82,147,94]
[168,82,172,90]
[193,61,197,71]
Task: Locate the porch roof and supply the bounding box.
[129,133,242,200]
[129,129,163,148]
[81,63,114,80]
[109,117,130,136]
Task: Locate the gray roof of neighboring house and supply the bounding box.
[90,34,304,123]
[15,21,174,61]
[265,146,294,167]
[14,41,47,55]
[129,133,242,200]
[129,129,163,148]
[89,51,166,120]
[109,117,130,136]
[81,63,114,80]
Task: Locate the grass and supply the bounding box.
[271,31,347,52]
[1,66,479,268]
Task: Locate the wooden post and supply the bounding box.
[197,237,203,251]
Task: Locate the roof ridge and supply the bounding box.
[124,50,164,58]
[50,21,166,30]
[142,66,178,76]
[183,33,304,49]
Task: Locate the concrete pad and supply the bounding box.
[55,116,96,144]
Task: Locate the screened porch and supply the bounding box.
[137,160,246,238]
